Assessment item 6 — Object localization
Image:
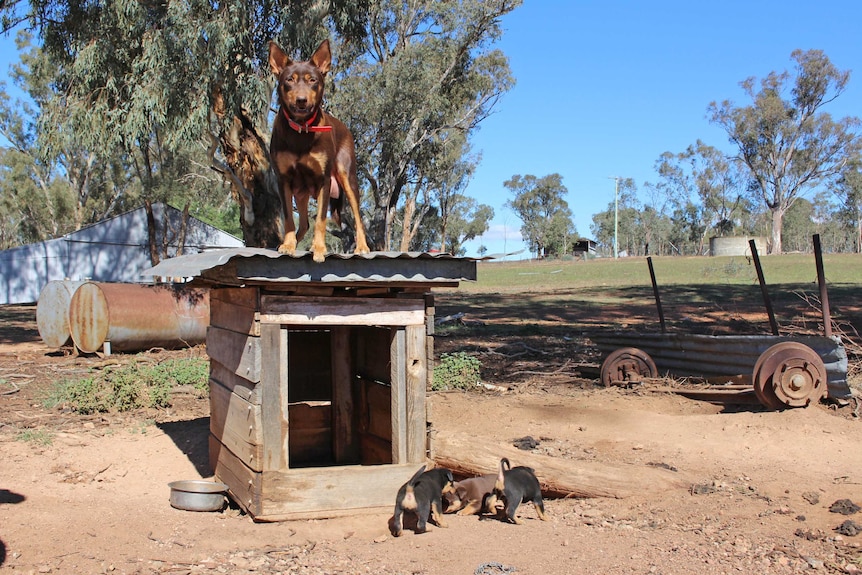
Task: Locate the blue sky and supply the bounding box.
[2,1,861,258]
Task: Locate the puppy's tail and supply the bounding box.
[496,458,510,490]
[407,464,427,486]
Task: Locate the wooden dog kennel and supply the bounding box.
[145,248,476,521]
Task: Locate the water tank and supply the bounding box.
[709,236,767,256]
[68,282,209,354]
[36,280,85,348]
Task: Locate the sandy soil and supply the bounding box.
[1,303,862,575]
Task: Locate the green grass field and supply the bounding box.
[463,253,862,293]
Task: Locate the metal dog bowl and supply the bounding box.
[168,480,228,512]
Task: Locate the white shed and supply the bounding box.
[0,203,243,304]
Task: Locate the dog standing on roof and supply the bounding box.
[268,39,370,263]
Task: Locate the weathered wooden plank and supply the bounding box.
[362,378,391,441]
[209,359,259,405]
[260,324,289,471]
[255,463,422,520]
[259,296,425,326]
[210,286,259,308]
[355,327,391,383]
[359,433,392,465]
[432,430,690,499]
[390,328,407,464]
[209,379,263,472]
[210,297,260,337]
[405,324,427,463]
[210,433,261,517]
[331,326,356,463]
[206,326,261,384]
[288,402,333,465]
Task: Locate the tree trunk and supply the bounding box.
[145,200,159,266]
[770,207,784,254]
[218,110,284,249]
[400,196,416,252]
[432,430,689,499]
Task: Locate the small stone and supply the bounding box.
[373,534,388,543]
[802,491,821,505]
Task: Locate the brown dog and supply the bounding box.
[444,473,499,516]
[268,39,370,263]
[486,457,547,525]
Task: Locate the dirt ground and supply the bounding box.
[2,298,862,575]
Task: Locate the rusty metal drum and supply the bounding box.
[68,282,209,353]
[36,280,86,348]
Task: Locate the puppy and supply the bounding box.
[444,473,498,516]
[486,457,547,524]
[268,39,370,263]
[389,464,456,536]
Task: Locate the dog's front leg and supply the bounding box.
[277,184,298,255]
[335,164,370,255]
[294,193,311,243]
[310,178,329,263]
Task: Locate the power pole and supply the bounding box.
[608,176,620,258]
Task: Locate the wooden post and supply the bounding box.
[260,323,290,470]
[331,326,356,463]
[405,324,427,463]
[390,328,407,463]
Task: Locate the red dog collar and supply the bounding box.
[284,107,332,133]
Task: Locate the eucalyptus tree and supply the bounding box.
[3,1,370,250]
[830,154,862,252]
[589,177,640,256]
[708,49,861,254]
[650,141,752,253]
[331,0,519,250]
[506,173,576,258]
[5,0,517,253]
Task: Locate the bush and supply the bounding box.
[47,357,209,414]
[432,352,482,391]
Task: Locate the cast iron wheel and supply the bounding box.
[600,347,658,387]
[752,342,827,410]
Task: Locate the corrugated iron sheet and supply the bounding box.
[141,248,479,285]
[590,332,852,399]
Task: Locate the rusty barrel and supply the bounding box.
[68,282,209,353]
[36,280,86,348]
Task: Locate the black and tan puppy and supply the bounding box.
[444,473,498,516]
[389,465,456,536]
[486,457,547,524]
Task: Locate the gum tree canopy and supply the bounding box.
[709,49,860,254]
[1,0,518,252]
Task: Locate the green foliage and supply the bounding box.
[432,352,482,391]
[47,358,209,414]
[505,173,577,257]
[708,49,861,254]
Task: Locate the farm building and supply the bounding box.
[0,203,243,305]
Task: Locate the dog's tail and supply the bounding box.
[407,464,427,486]
[496,458,511,490]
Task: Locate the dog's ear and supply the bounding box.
[268,41,291,76]
[310,39,331,75]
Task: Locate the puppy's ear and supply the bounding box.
[269,41,290,75]
[310,39,332,75]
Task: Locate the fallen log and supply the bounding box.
[432,430,690,499]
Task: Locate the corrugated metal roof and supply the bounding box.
[141,247,479,286]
